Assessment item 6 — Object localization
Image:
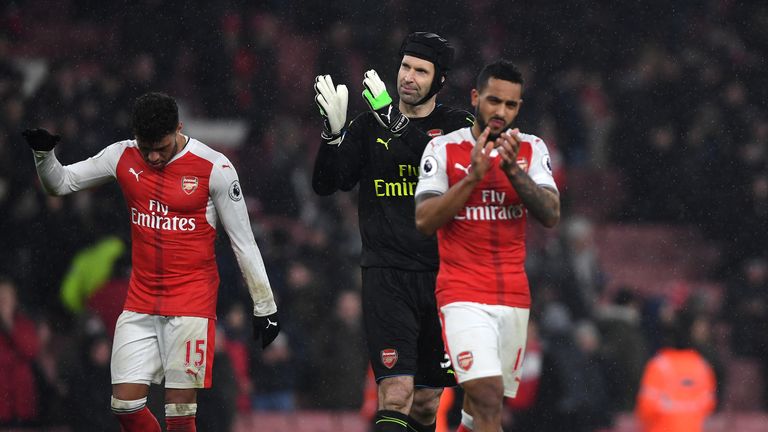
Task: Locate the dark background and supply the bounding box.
[0,1,766,431]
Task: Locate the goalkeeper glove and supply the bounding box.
[253,311,280,349]
[362,70,409,137]
[314,75,348,145]
[22,128,61,151]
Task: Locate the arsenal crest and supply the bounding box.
[457,351,473,371]
[381,348,398,369]
[181,176,199,195]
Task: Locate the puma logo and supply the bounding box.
[381,106,393,124]
[185,368,199,377]
[129,168,143,182]
[265,318,278,329]
[376,137,391,150]
[454,163,470,176]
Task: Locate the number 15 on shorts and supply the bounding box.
[185,339,205,368]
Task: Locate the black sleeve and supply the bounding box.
[311,114,366,195]
[336,115,366,191]
[311,142,339,195]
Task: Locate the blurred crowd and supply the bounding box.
[1,1,766,431]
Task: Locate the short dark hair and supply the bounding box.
[661,310,695,349]
[0,275,15,291]
[131,92,179,142]
[476,60,524,93]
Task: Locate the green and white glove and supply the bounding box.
[314,75,348,145]
[362,70,409,137]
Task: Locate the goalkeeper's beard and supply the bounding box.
[399,92,424,107]
[398,80,428,107]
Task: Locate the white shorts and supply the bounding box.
[440,302,529,397]
[111,311,216,389]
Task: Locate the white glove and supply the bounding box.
[362,70,409,136]
[314,75,348,145]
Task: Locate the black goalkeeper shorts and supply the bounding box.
[361,267,456,387]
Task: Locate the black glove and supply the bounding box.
[22,128,61,151]
[253,312,280,349]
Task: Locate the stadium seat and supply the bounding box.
[595,224,720,297]
[565,167,626,221]
[723,357,764,412]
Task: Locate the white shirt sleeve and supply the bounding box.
[415,139,449,198]
[526,135,558,192]
[32,143,124,195]
[209,156,277,316]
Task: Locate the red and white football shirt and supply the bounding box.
[415,127,557,309]
[33,138,275,319]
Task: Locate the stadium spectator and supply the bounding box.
[529,303,612,432]
[222,302,256,413]
[308,289,368,410]
[64,323,116,431]
[635,311,716,432]
[596,288,648,412]
[33,316,69,426]
[686,301,724,410]
[196,326,238,432]
[724,257,768,408]
[503,320,542,431]
[0,276,41,426]
[561,216,606,320]
[251,333,297,411]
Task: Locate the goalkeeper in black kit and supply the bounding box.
[312,32,474,432]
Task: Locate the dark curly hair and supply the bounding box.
[131,92,179,142]
[476,60,525,93]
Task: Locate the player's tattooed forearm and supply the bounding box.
[506,170,560,227]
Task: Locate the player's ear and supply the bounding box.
[471,89,479,108]
[176,121,183,133]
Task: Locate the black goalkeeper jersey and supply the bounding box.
[312,104,474,271]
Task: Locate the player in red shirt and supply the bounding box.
[22,92,280,432]
[414,60,560,432]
